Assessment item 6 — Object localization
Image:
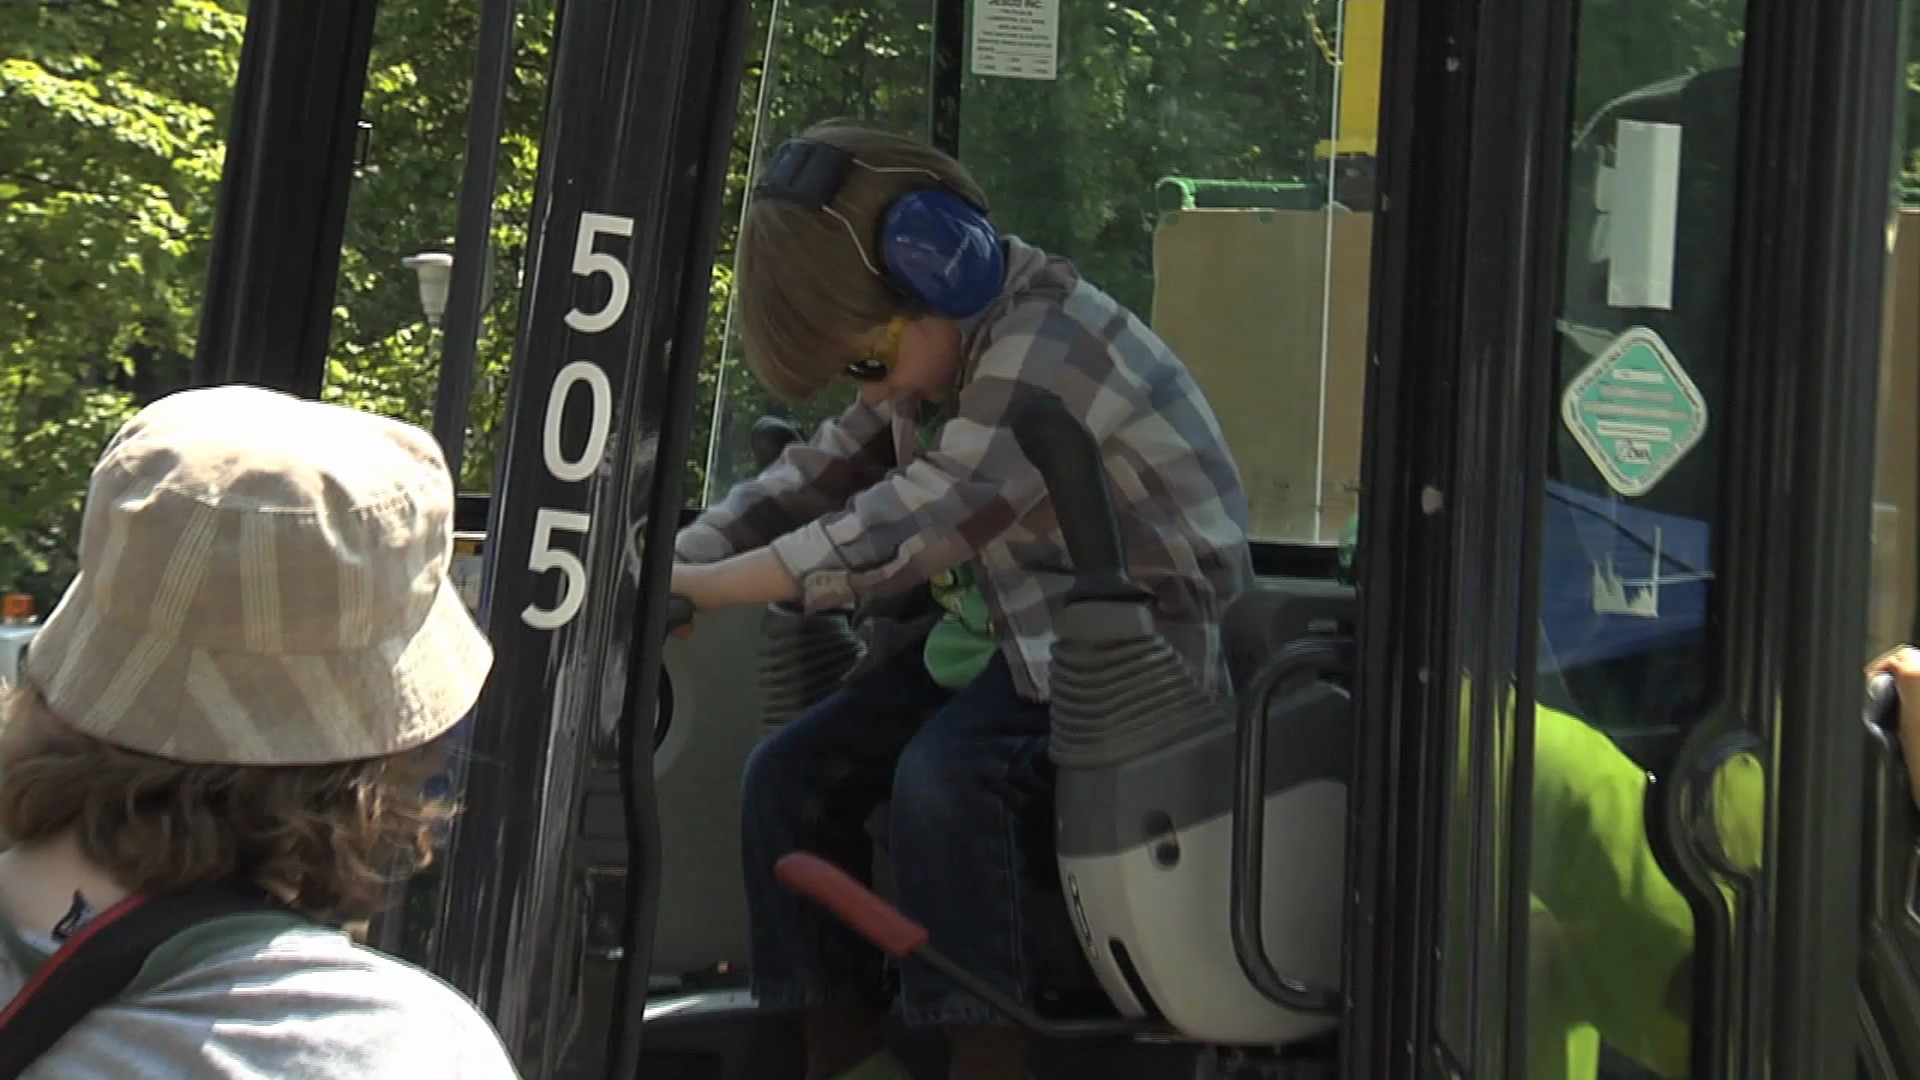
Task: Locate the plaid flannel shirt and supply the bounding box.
[675,238,1252,701]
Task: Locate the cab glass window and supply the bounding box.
[696,0,1380,554]
[692,0,928,504]
[957,0,1377,547]
[1867,27,1920,659]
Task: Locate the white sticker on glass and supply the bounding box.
[1606,120,1683,311]
[971,0,1060,81]
[1561,326,1707,498]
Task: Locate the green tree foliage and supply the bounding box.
[0,0,245,605]
[1908,23,1920,188]
[1,0,1917,604]
[319,0,551,494]
[962,2,1331,314]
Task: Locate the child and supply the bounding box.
[672,122,1252,1080]
[0,386,516,1078]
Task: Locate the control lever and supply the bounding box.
[665,593,696,633]
[740,415,863,728]
[1868,672,1900,732]
[1011,391,1342,1017]
[775,853,1163,1039]
[661,416,798,641]
[749,415,805,470]
[1009,393,1146,603]
[749,419,801,621]
[1865,670,1910,793]
[750,418,804,624]
[1865,671,1908,793]
[1861,666,1920,937]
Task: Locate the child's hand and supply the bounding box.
[1868,646,1920,809]
[1868,645,1920,699]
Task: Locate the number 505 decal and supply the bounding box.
[522,212,633,630]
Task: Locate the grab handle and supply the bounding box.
[1230,637,1351,1015]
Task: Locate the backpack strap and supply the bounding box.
[0,881,291,1080]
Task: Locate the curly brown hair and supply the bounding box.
[0,683,455,924]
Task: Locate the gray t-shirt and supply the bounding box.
[0,908,521,1078]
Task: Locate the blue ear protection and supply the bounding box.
[754,137,1006,320]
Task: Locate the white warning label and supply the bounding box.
[971,0,1059,81]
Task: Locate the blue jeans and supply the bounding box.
[740,642,1054,1028]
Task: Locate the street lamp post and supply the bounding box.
[403,251,456,327]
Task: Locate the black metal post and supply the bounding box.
[425,0,750,1077]
[927,0,964,155]
[1342,0,1574,1072]
[361,0,522,964]
[1341,0,1478,1074]
[1746,0,1903,1070]
[429,0,520,481]
[192,0,380,397]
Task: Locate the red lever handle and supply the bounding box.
[774,853,929,959]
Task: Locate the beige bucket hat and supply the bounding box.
[23,385,493,766]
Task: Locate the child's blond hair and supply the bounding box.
[737,121,990,401]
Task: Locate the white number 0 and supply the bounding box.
[521,210,634,630]
[543,361,612,483]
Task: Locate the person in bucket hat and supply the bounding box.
[0,386,517,1078]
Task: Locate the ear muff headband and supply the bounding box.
[754,137,1006,320]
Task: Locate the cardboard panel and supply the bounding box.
[1151,208,1373,543]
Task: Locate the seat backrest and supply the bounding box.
[1220,577,1358,692]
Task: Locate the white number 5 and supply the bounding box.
[522,508,591,629]
[525,208,632,632]
[564,212,635,334]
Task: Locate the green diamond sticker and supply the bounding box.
[1561,327,1707,498]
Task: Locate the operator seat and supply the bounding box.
[848,578,1357,1042]
[747,420,1359,1044]
[1046,576,1356,1045]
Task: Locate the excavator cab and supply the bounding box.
[90,0,1920,1077]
